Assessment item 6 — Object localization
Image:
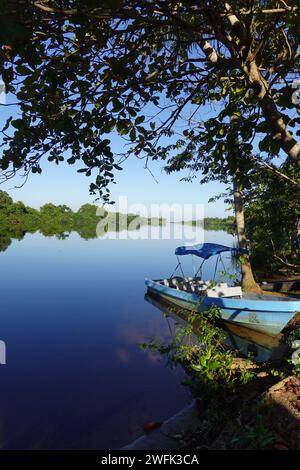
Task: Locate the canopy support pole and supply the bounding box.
[192,255,196,277]
[213,255,220,281]
[170,255,185,278]
[195,259,205,279]
[220,256,226,273]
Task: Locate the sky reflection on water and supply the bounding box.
[0,229,235,449]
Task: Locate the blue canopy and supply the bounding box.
[175,243,239,260]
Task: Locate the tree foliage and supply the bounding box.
[0,189,165,248]
[245,163,300,272]
[0,1,299,200]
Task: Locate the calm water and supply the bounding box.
[0,228,235,449]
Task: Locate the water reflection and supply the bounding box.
[145,293,288,364]
[0,229,236,449]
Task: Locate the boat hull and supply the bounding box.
[145,292,288,363]
[145,279,300,336]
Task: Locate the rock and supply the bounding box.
[264,376,300,450]
[122,429,181,450]
[160,400,200,438]
[122,400,201,450]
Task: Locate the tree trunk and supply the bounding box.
[233,179,263,293]
[247,61,300,168]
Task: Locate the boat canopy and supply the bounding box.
[175,243,239,260]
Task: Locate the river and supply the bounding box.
[0,228,237,449]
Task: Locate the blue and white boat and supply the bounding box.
[145,292,288,362]
[145,243,300,336]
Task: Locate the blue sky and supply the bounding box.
[1,152,231,217]
[0,93,232,217]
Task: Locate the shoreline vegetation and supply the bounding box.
[140,302,300,450]
[176,217,235,232]
[0,190,233,252]
[1,187,298,276]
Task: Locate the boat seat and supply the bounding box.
[164,278,238,296]
[169,278,183,289]
[206,285,242,298]
[192,282,226,294]
[164,278,185,289]
[184,279,213,292]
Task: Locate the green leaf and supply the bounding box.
[135,115,145,125]
[112,98,123,112]
[127,107,137,117]
[31,166,42,174]
[258,136,270,152]
[11,119,25,130]
[68,109,77,118]
[113,164,123,170]
[16,65,32,75]
[129,128,136,141]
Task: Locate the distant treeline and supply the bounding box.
[0,190,163,252]
[180,217,235,231]
[0,190,234,252]
[204,217,235,231]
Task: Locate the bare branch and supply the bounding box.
[252,156,300,187]
[239,6,298,15]
[270,239,300,270]
[200,40,218,63]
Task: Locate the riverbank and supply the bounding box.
[123,360,300,450]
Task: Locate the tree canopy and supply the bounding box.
[245,162,300,273]
[0,0,299,200]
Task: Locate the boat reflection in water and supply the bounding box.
[145,292,289,364]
